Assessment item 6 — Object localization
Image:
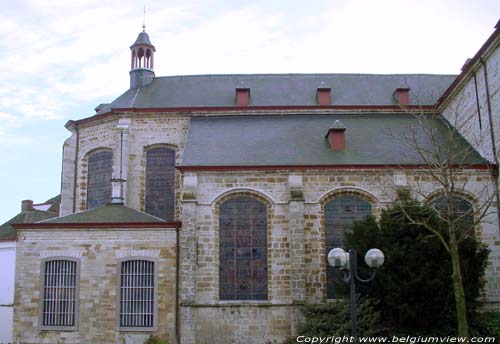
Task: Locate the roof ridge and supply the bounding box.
[152,73,458,79]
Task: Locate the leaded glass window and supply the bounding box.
[325,195,371,299]
[86,150,112,209]
[145,147,176,221]
[41,259,78,329]
[219,196,268,300]
[119,259,156,329]
[432,196,475,238]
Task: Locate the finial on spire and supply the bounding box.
[142,6,146,32]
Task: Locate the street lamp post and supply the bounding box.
[327,248,385,341]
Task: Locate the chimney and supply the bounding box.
[325,120,346,151]
[317,82,331,106]
[236,85,250,106]
[393,88,410,106]
[21,199,33,212]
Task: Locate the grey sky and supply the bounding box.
[0,0,499,223]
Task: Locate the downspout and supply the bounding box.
[175,224,181,344]
[480,57,500,235]
[72,126,80,213]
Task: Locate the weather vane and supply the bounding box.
[142,5,146,31]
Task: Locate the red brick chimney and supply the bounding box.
[393,88,410,106]
[236,86,250,106]
[21,199,33,212]
[317,82,331,106]
[325,120,346,151]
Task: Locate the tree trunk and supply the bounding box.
[449,225,469,338]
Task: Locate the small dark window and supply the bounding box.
[119,260,155,328]
[86,150,112,209]
[325,195,371,299]
[219,196,268,301]
[41,260,78,328]
[432,196,475,238]
[145,147,176,220]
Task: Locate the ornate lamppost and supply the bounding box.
[327,248,385,341]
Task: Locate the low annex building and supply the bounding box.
[8,22,500,344]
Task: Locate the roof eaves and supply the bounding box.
[436,24,500,109]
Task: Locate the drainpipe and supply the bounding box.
[176,224,181,344]
[72,126,80,213]
[480,57,500,236]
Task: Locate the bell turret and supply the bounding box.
[129,25,156,88]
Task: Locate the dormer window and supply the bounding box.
[236,87,250,106]
[325,120,346,151]
[317,82,332,105]
[394,88,410,105]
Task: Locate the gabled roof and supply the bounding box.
[0,210,57,239]
[96,73,456,114]
[39,203,165,224]
[180,114,486,168]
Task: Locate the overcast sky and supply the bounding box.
[0,0,499,224]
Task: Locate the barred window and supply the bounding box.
[119,259,156,329]
[219,196,268,301]
[87,150,113,209]
[432,196,475,238]
[40,259,79,329]
[325,195,371,299]
[145,146,176,220]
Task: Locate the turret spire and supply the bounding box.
[129,23,156,88]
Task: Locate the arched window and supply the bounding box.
[86,150,112,209]
[40,259,79,329]
[219,195,268,300]
[145,146,176,221]
[118,259,156,329]
[325,194,371,299]
[431,195,475,238]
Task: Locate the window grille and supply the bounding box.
[145,146,176,220]
[325,195,371,299]
[119,260,155,328]
[87,150,113,209]
[219,196,268,300]
[42,260,78,327]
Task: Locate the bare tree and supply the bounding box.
[390,100,498,338]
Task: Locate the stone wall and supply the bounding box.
[60,113,189,218]
[13,228,178,344]
[441,35,500,162]
[179,168,500,343]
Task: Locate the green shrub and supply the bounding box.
[144,335,169,344]
[288,297,385,341]
[344,200,490,335]
[469,310,500,340]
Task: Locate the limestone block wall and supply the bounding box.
[441,36,500,162]
[13,228,178,344]
[60,113,189,219]
[179,168,500,343]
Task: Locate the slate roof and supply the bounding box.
[181,114,486,167]
[132,31,154,47]
[0,210,57,239]
[97,74,456,114]
[39,203,165,224]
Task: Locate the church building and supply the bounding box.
[9,21,500,344]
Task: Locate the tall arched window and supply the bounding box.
[219,195,268,300]
[325,194,371,299]
[145,146,176,221]
[431,195,475,238]
[86,150,112,209]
